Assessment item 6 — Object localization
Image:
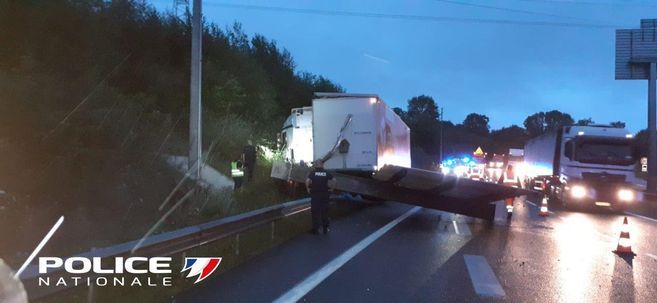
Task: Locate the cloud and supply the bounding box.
[363,53,390,64]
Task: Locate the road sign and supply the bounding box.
[616,20,657,80]
[616,19,657,193]
[473,146,484,157]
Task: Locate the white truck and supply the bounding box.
[524,125,641,210]
[274,92,411,173]
[270,93,531,221]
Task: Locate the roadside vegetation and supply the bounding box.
[0,0,341,267]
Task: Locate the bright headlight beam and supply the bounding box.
[618,189,634,201]
[571,185,587,199]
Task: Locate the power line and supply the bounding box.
[432,0,592,22]
[205,2,626,29]
[511,0,657,7]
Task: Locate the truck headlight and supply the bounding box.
[571,185,587,199]
[618,189,635,202]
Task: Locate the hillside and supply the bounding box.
[0,0,341,266]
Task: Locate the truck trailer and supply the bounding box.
[524,125,641,210]
[276,92,411,172]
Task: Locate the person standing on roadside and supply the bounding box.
[305,160,336,234]
[242,140,256,182]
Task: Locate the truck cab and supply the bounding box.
[279,106,314,165]
[558,125,640,208]
[526,125,641,210]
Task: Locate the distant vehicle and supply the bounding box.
[276,92,411,172]
[485,154,505,183]
[524,125,640,210]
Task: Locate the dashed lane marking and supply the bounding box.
[453,221,472,236]
[273,206,421,303]
[464,254,506,298]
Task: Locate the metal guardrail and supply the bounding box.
[19,198,311,300]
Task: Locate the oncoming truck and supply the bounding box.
[524,125,641,210]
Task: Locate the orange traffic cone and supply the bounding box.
[614,217,635,255]
[539,197,549,217]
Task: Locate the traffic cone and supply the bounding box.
[539,197,549,217]
[614,217,635,255]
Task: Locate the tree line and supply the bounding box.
[392,95,634,167]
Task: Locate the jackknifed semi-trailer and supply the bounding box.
[271,93,532,220]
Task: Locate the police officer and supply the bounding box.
[305,160,336,234]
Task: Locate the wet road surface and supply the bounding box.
[176,197,657,302]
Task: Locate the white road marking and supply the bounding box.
[624,211,657,224]
[525,200,537,207]
[273,206,421,303]
[646,253,657,261]
[453,221,472,236]
[15,216,64,278]
[464,254,506,298]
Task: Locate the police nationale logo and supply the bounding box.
[181,257,222,284]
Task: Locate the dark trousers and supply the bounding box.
[310,192,330,230]
[244,162,255,181]
[233,177,243,190]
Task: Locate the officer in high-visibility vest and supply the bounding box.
[231,160,244,190]
[498,164,521,217]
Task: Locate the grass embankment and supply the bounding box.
[33,198,365,303]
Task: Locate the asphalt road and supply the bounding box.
[175,197,657,303]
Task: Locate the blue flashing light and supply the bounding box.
[462,157,470,163]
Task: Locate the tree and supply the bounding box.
[490,125,527,154]
[406,95,439,124]
[462,113,490,136]
[577,118,594,126]
[523,112,546,138]
[611,121,626,128]
[524,110,574,137]
[401,95,441,160]
[545,110,574,130]
[393,107,407,122]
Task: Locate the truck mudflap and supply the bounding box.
[272,162,535,220]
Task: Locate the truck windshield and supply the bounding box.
[575,142,635,166]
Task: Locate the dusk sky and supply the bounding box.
[151,0,657,133]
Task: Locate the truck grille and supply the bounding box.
[581,172,626,184]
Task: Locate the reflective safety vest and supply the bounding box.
[231,161,244,177]
[502,166,519,188]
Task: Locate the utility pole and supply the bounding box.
[648,62,657,193]
[189,0,202,179]
[439,107,444,165]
